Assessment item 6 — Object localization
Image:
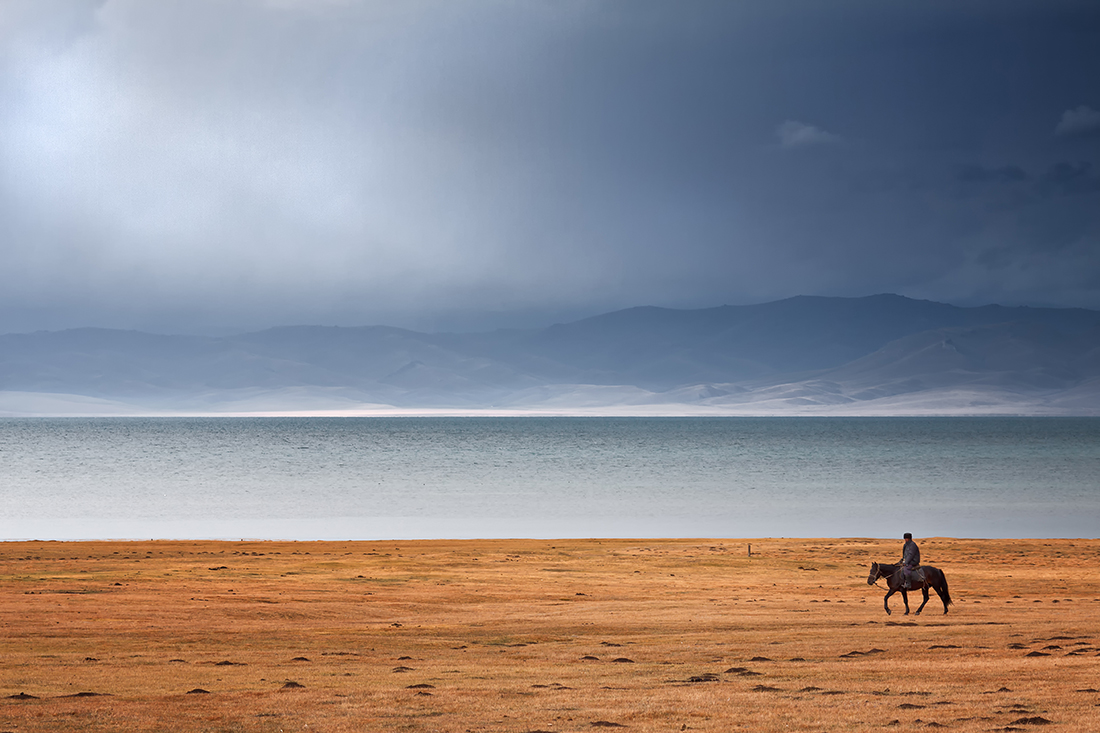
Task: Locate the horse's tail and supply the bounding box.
[935,569,952,607]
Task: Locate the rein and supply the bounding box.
[870,563,895,589]
[871,564,925,589]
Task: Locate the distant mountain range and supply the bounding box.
[2,294,1099,415]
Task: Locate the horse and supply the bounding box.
[867,562,952,615]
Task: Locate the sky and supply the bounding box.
[1,0,1099,335]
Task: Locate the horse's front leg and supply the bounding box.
[901,589,910,615]
[883,588,894,615]
[915,587,930,615]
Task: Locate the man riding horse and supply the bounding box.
[867,534,951,615]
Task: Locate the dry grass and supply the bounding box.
[2,537,1099,732]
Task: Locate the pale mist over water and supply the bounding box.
[1,417,1097,541]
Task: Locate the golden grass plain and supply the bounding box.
[2,537,1099,732]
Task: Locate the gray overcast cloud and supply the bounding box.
[2,0,1099,334]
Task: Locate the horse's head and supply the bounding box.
[867,562,880,585]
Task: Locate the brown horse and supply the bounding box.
[867,562,952,615]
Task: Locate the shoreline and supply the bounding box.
[7,400,1100,418]
[2,530,1100,541]
[7,530,1100,543]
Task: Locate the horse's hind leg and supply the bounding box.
[933,585,949,614]
[915,587,930,615]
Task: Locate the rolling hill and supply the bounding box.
[1,294,1098,415]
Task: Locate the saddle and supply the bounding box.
[896,566,925,589]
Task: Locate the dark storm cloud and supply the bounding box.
[957,165,1030,184]
[1041,162,1100,195]
[1,0,1099,334]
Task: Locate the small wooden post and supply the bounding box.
[748,543,752,557]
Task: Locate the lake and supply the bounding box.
[1,416,1097,540]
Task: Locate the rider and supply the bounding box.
[899,532,921,589]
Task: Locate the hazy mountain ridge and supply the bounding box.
[2,295,1099,415]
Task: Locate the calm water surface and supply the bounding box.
[1,417,1097,539]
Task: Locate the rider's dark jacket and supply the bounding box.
[901,540,920,568]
